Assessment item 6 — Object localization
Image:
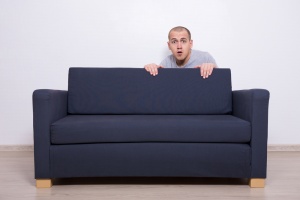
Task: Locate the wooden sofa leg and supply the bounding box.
[249,178,265,188]
[36,179,53,188]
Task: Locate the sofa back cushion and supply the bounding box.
[68,68,232,114]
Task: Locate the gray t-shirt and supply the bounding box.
[160,49,217,68]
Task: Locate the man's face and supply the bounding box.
[168,30,193,63]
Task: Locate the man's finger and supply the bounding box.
[150,68,155,76]
[201,65,205,77]
[153,68,158,76]
[208,67,213,76]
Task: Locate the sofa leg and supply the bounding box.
[249,178,265,188]
[36,179,53,188]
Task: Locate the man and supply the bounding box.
[144,26,217,79]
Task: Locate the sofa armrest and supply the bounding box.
[232,89,270,178]
[32,89,68,178]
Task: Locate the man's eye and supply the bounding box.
[172,41,177,44]
[182,40,187,43]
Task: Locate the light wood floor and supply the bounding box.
[0,151,300,200]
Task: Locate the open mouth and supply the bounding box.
[177,51,183,55]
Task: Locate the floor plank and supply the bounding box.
[0,151,299,200]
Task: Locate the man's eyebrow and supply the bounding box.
[171,38,187,40]
[170,38,188,41]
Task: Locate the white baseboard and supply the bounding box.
[0,145,300,152]
[0,145,33,151]
[267,144,300,151]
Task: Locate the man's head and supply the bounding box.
[167,26,193,66]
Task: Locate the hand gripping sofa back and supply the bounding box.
[68,68,232,114]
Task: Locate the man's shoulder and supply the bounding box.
[191,49,215,61]
[191,49,210,56]
[186,49,216,67]
[163,54,174,61]
[160,54,175,68]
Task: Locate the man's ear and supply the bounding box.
[167,41,171,50]
[190,40,193,48]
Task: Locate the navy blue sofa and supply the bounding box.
[33,68,270,188]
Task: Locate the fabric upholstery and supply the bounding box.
[51,115,251,144]
[33,89,68,178]
[68,68,232,114]
[50,143,251,178]
[32,68,270,181]
[233,89,270,178]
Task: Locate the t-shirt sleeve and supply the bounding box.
[206,52,217,67]
[159,58,167,68]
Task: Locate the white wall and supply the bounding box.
[0,0,299,145]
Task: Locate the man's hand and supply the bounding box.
[194,63,216,79]
[144,64,164,76]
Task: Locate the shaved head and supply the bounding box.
[168,26,191,40]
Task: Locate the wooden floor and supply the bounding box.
[0,152,300,200]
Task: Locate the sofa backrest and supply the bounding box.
[68,68,232,114]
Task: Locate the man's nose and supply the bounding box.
[177,42,182,49]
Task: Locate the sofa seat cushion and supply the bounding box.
[51,115,251,144]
